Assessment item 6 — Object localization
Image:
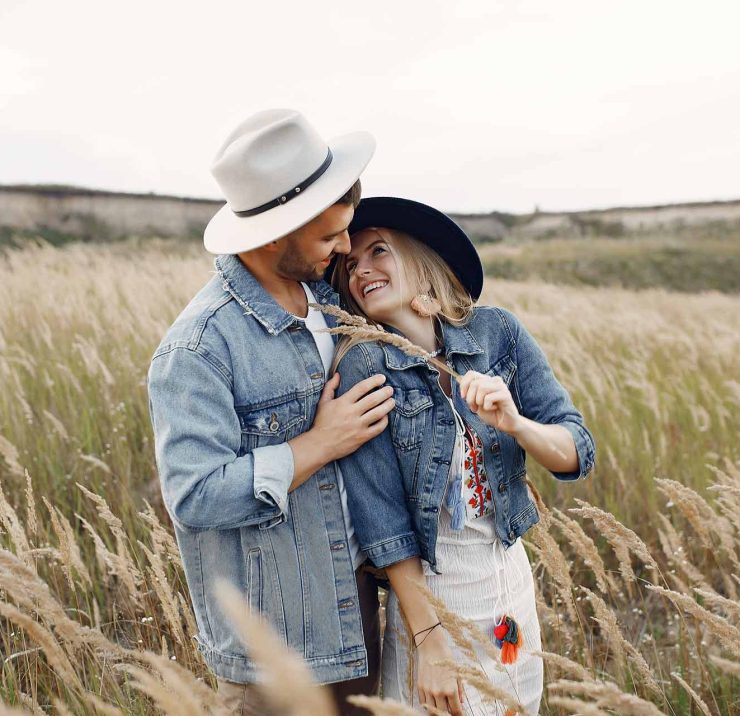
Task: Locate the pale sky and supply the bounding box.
[1,0,739,213]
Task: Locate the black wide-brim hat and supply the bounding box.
[330,196,484,300]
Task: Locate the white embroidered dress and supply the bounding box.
[381,404,543,715]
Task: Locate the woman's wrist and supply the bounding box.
[416,625,447,651]
[507,414,531,441]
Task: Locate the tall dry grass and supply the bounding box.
[0,240,738,714]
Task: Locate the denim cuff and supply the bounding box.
[252,443,295,513]
[364,533,421,569]
[552,421,595,481]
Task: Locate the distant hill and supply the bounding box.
[2,183,740,246]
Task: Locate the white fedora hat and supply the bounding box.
[204,109,375,254]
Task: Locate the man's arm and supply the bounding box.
[148,346,395,532]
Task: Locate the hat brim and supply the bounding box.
[203,131,376,255]
[334,197,484,300]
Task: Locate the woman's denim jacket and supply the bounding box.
[148,255,368,684]
[335,306,596,572]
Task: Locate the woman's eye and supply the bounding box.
[347,263,356,273]
[373,246,386,256]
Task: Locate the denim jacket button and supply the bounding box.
[508,530,515,540]
[269,418,280,432]
[490,442,501,454]
[498,482,506,493]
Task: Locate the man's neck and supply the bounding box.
[237,253,308,318]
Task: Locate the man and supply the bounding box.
[147,109,395,715]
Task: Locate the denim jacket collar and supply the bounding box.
[215,254,340,336]
[380,320,484,371]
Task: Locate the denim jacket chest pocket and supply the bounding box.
[236,395,306,454]
[483,353,525,475]
[389,387,434,495]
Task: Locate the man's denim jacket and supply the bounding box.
[147,254,368,684]
[335,306,596,572]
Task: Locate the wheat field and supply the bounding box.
[0,239,738,715]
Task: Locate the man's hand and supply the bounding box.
[313,372,395,461]
[287,373,395,490]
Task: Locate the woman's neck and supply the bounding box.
[386,311,440,354]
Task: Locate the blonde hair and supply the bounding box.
[329,227,475,373]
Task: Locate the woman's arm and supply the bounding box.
[461,307,596,480]
[386,557,464,716]
[459,371,579,474]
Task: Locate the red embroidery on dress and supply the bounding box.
[462,423,493,519]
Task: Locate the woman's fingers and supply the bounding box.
[482,390,510,411]
[458,370,483,400]
[464,375,506,410]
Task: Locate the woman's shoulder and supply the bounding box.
[467,304,523,346]
[335,339,385,376]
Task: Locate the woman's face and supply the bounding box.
[346,228,411,323]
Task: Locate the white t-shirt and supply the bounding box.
[294,283,364,570]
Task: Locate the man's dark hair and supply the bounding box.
[335,179,362,209]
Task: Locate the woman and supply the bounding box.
[329,198,596,715]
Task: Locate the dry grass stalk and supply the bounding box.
[137,651,219,711]
[80,692,127,716]
[216,580,337,716]
[547,696,611,715]
[51,701,74,716]
[0,704,34,715]
[42,498,92,589]
[77,483,143,597]
[137,540,187,646]
[524,523,578,624]
[547,678,666,715]
[411,580,499,667]
[24,469,39,538]
[580,587,661,696]
[656,478,738,566]
[310,304,461,380]
[655,514,709,590]
[646,584,740,656]
[670,672,712,716]
[709,654,740,677]
[0,484,33,568]
[693,587,740,622]
[0,434,24,477]
[0,601,83,691]
[569,499,659,590]
[533,649,592,682]
[437,661,525,713]
[346,695,433,715]
[139,500,182,567]
[551,506,617,594]
[42,409,69,440]
[309,302,371,328]
[120,663,207,716]
[15,695,44,716]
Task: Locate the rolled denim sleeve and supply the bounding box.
[147,345,291,531]
[252,443,294,512]
[335,347,420,568]
[498,308,596,481]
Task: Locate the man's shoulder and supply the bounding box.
[152,275,239,358]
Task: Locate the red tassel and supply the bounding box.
[500,625,523,665]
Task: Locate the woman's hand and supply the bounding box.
[459,370,522,434]
[415,627,464,716]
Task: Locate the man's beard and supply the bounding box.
[276,238,328,282]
